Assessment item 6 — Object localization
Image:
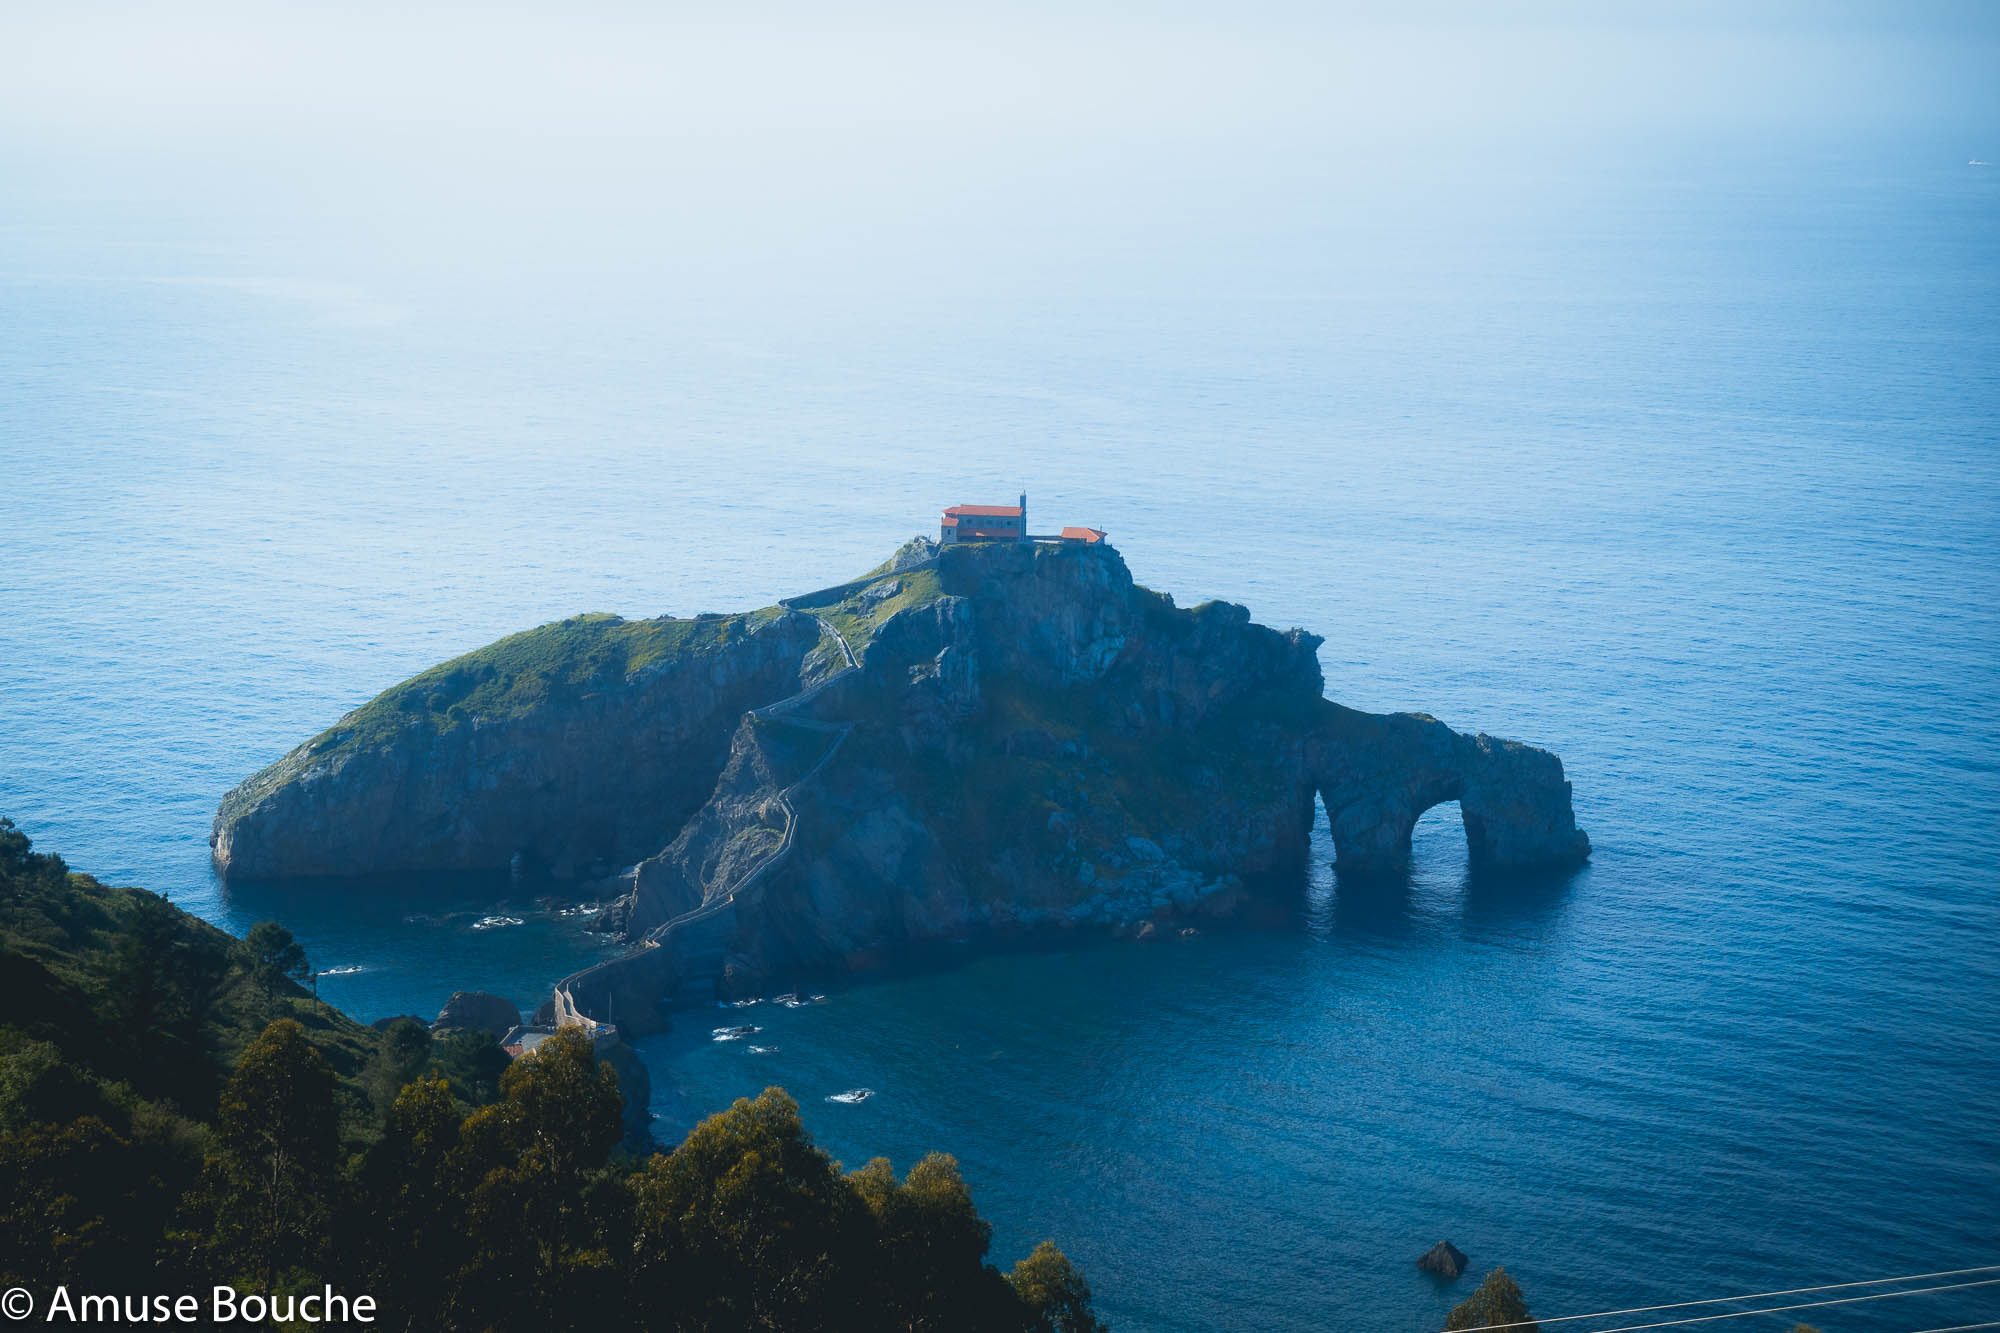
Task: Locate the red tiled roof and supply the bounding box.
[1060,526,1107,542]
[940,515,959,527]
[943,504,1023,517]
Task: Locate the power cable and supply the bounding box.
[1440,1267,2000,1333]
[1570,1276,2000,1333]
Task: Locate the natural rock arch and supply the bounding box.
[1311,715,1590,877]
[210,538,1591,1033]
[1334,792,1475,877]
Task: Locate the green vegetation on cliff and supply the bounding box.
[789,563,946,656]
[218,608,788,826]
[1,819,1105,1332]
[0,816,382,1126]
[978,675,1331,831]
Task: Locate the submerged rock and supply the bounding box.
[1417,1241,1469,1279]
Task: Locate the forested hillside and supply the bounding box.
[0,818,1104,1332]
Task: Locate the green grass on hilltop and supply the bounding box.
[789,565,945,658]
[220,606,788,820]
[342,607,789,742]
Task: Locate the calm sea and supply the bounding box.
[3,153,1996,1332]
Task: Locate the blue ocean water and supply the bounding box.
[3,154,1997,1331]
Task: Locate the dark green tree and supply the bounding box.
[244,920,309,999]
[853,1150,1020,1331]
[0,1101,203,1294]
[1,818,1112,1333]
[1010,1240,1108,1333]
[209,1018,338,1288]
[0,815,64,883]
[452,1028,626,1331]
[0,1041,102,1131]
[364,1016,435,1116]
[106,892,230,1108]
[1446,1267,1540,1333]
[428,1027,511,1106]
[495,1028,624,1185]
[356,1075,467,1332]
[630,1085,869,1330]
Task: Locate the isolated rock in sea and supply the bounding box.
[218,538,1589,1033]
[431,990,521,1037]
[1417,1241,1470,1279]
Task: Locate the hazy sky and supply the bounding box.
[9,2,1993,139]
[3,3,1995,294]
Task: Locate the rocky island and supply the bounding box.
[214,537,1588,1033]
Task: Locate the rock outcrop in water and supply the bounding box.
[216,538,1588,1032]
[430,990,522,1037]
[1418,1241,1470,1279]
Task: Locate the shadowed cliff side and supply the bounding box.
[551,540,1588,1032]
[212,607,830,882]
[212,538,1586,1033]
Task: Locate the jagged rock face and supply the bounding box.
[935,542,1325,719]
[1309,714,1593,875]
[883,536,941,573]
[212,537,1588,1032]
[708,548,1327,977]
[620,714,794,937]
[576,542,1588,1028]
[1417,1241,1469,1279]
[211,609,823,881]
[1460,733,1595,869]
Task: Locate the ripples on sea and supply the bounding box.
[2,154,1995,1331]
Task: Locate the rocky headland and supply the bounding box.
[211,606,831,881]
[214,538,1588,1033]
